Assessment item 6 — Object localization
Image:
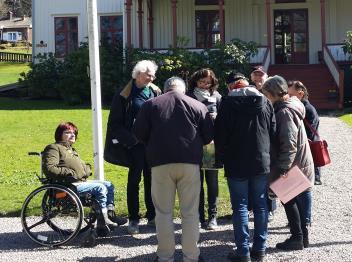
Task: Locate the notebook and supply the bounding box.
[269,165,312,204]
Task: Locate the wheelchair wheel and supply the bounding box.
[21,184,83,247]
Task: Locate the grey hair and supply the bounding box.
[132,60,158,79]
[262,75,288,97]
[163,77,186,93]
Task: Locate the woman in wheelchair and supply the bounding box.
[42,121,127,229]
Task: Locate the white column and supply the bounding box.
[87,0,104,181]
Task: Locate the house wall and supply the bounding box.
[326,0,352,44]
[33,0,124,57]
[130,0,324,64]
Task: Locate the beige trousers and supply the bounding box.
[151,163,200,262]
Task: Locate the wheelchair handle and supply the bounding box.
[28,152,41,156]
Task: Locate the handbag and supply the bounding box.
[104,138,131,168]
[304,119,331,167]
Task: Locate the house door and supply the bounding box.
[274,9,308,64]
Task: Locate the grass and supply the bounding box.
[339,110,352,126]
[0,45,32,54]
[0,97,231,218]
[0,62,30,86]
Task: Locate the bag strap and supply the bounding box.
[303,118,320,140]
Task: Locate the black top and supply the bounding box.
[214,94,276,178]
[302,99,320,141]
[133,91,214,167]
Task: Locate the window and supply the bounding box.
[195,0,218,5]
[8,32,17,41]
[195,10,221,48]
[100,15,123,45]
[54,17,78,58]
[275,0,306,3]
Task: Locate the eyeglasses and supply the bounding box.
[145,72,156,80]
[63,131,76,135]
[198,79,212,85]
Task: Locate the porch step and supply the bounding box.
[268,64,339,110]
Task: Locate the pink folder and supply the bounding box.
[269,165,312,204]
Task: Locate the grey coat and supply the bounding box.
[270,97,314,186]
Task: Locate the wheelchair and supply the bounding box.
[21,152,111,247]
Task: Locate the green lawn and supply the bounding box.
[340,112,352,126]
[0,97,231,218]
[0,62,30,86]
[0,45,32,54]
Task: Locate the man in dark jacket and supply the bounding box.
[133,77,213,262]
[215,72,276,262]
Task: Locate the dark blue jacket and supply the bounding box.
[214,87,276,178]
[302,99,320,141]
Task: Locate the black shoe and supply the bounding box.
[108,210,128,225]
[250,250,265,262]
[314,180,322,185]
[276,237,304,250]
[227,252,250,262]
[200,221,208,229]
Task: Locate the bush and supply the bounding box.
[342,31,352,56]
[21,38,258,103]
[130,38,258,94]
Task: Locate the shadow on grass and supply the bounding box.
[0,97,112,110]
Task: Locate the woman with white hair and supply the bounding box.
[105,60,162,235]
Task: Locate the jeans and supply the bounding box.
[199,169,218,222]
[315,167,321,182]
[227,175,268,255]
[75,180,114,209]
[296,190,312,226]
[127,143,155,221]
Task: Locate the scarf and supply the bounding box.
[193,88,216,103]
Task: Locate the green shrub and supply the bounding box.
[342,31,352,55]
[21,38,258,103]
[20,53,62,98]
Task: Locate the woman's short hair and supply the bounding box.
[287,80,309,99]
[54,122,78,142]
[262,75,288,97]
[132,60,158,79]
[188,68,219,95]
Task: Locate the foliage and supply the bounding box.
[19,53,63,98]
[21,38,258,103]
[342,31,352,56]
[130,38,258,94]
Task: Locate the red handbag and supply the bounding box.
[304,119,331,167]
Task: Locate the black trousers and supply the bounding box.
[127,144,155,221]
[199,169,218,223]
[283,197,303,240]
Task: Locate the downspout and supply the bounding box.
[125,0,132,49]
[138,0,144,48]
[171,0,177,47]
[147,0,154,49]
[218,0,225,43]
[31,0,35,62]
[265,0,272,59]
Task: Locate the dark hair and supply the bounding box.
[287,80,309,100]
[54,122,78,142]
[188,68,219,95]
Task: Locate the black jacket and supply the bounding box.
[104,80,162,167]
[214,87,276,178]
[302,99,320,141]
[133,90,214,168]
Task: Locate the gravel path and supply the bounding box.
[1,115,351,262]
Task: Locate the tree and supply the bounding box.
[3,0,31,17]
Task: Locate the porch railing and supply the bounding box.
[326,44,352,62]
[0,52,32,62]
[323,45,344,108]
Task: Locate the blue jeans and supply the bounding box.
[296,190,312,226]
[227,175,268,256]
[75,180,114,209]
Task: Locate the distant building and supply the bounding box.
[0,12,32,43]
